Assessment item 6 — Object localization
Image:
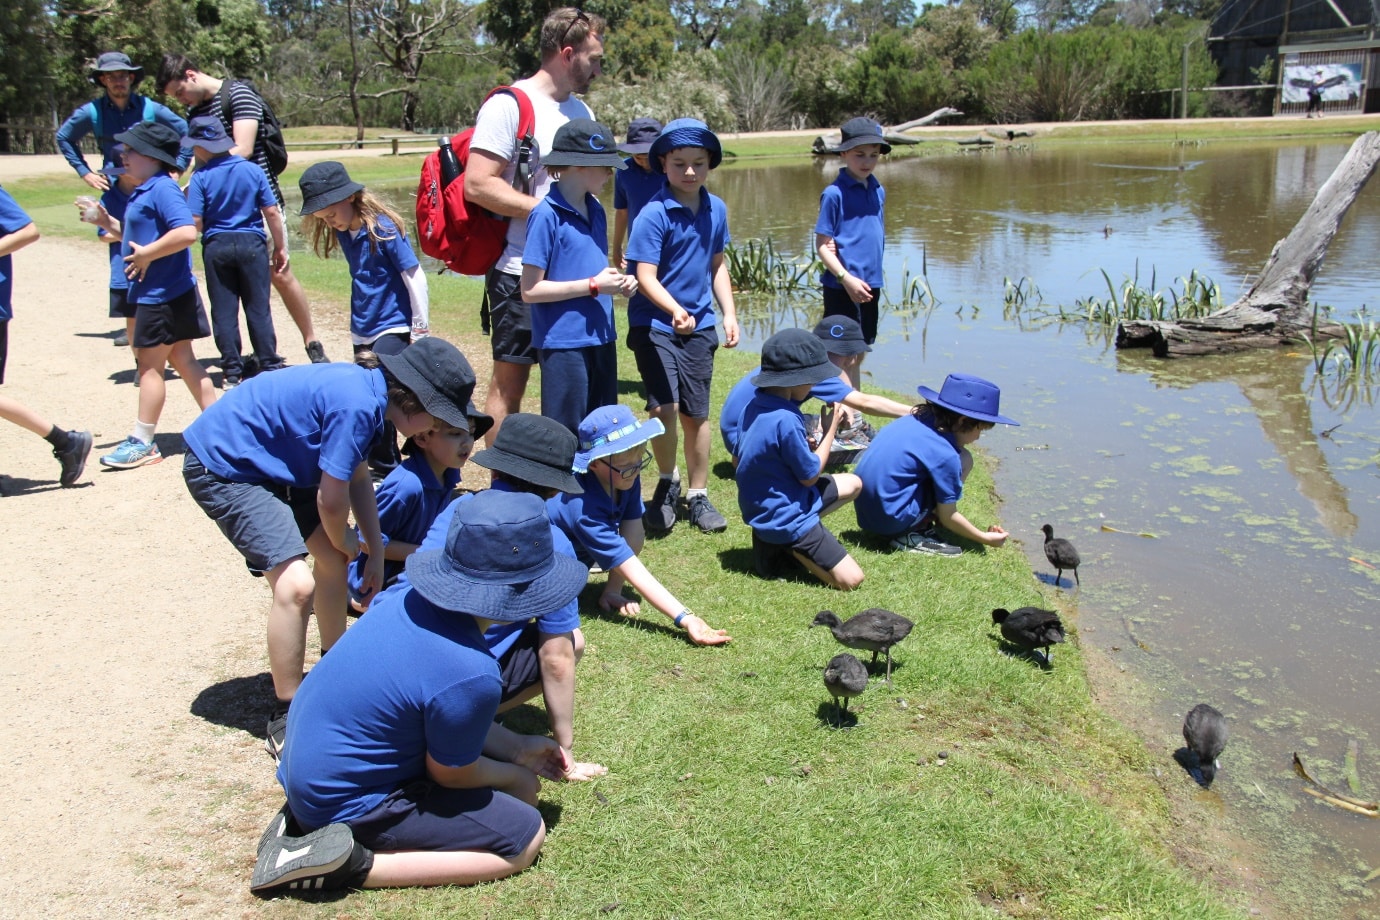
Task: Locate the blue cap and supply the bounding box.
[650,118,722,173]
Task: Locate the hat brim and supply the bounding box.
[650,128,723,173]
[378,350,479,432]
[619,142,654,154]
[405,546,589,622]
[917,385,1019,426]
[182,136,234,154]
[752,359,840,389]
[472,445,583,494]
[113,130,180,169]
[91,65,144,84]
[572,417,665,473]
[299,181,365,216]
[543,152,627,169]
[830,137,892,155]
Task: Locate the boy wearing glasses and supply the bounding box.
[549,405,732,646]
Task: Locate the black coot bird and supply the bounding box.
[1182,703,1228,787]
[823,653,868,727]
[1041,524,1081,586]
[991,606,1065,665]
[811,609,914,685]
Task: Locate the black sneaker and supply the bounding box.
[223,375,242,390]
[265,701,289,761]
[682,493,728,533]
[643,478,680,535]
[242,354,262,379]
[54,430,92,487]
[305,341,329,364]
[257,802,305,857]
[890,528,962,556]
[250,823,355,895]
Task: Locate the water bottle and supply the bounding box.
[437,136,461,189]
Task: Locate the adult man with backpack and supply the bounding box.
[156,53,329,365]
[466,6,606,447]
[56,52,190,192]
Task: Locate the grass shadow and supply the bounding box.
[191,672,276,739]
[716,546,821,587]
[616,377,646,399]
[992,632,1055,670]
[815,699,859,729]
[713,460,736,481]
[577,583,684,640]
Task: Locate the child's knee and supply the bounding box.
[834,472,863,500]
[272,562,316,610]
[514,820,547,870]
[831,557,865,591]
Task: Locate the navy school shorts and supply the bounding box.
[109,287,135,319]
[752,476,849,574]
[496,622,543,703]
[626,324,718,420]
[132,285,211,349]
[183,450,322,574]
[822,285,880,346]
[346,778,543,858]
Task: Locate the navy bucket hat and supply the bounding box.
[650,118,722,173]
[182,115,234,154]
[298,161,365,216]
[621,117,663,154]
[831,117,892,155]
[811,316,871,356]
[752,328,838,389]
[113,122,183,169]
[90,52,144,84]
[379,337,493,437]
[918,373,1019,426]
[542,118,627,169]
[471,413,584,494]
[405,491,589,621]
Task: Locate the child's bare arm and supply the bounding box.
[814,231,872,304]
[537,631,578,750]
[842,389,912,418]
[710,251,738,347]
[934,502,1008,547]
[610,554,731,645]
[261,204,289,274]
[521,263,626,303]
[802,403,843,483]
[123,224,197,278]
[0,221,39,258]
[612,208,628,271]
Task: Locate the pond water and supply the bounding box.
[351,139,1380,910]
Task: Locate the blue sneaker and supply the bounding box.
[99,436,162,469]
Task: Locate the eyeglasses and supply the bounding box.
[558,8,590,51]
[604,450,651,479]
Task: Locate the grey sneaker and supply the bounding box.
[257,802,304,857]
[265,701,289,761]
[682,493,728,533]
[305,340,329,364]
[890,529,962,556]
[54,430,92,487]
[250,823,355,894]
[643,477,680,535]
[113,331,129,347]
[838,418,877,445]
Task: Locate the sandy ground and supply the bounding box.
[0,159,443,916]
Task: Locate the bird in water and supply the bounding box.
[823,653,868,727]
[1182,703,1228,787]
[1041,524,1081,586]
[811,609,914,685]
[991,606,1065,665]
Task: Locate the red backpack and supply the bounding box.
[416,86,536,276]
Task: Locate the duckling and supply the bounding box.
[823,653,868,727]
[1041,523,1081,586]
[1182,703,1228,787]
[991,606,1065,665]
[811,608,914,685]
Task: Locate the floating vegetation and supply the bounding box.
[1292,752,1380,818]
[725,236,822,294]
[1070,265,1221,325]
[1304,317,1380,382]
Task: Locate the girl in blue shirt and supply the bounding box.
[520,119,637,433]
[99,122,217,471]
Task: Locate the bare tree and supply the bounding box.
[719,45,796,132]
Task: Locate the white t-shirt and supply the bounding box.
[469,78,593,275]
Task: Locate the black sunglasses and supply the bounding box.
[558,8,590,51]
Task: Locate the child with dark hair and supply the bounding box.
[610,117,663,272]
[181,336,486,757]
[854,373,1018,556]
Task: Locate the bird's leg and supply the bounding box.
[885,648,893,686]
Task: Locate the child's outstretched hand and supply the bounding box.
[561,752,608,782]
[682,613,732,646]
[983,524,1009,547]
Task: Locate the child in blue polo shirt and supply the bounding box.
[736,329,864,590]
[855,373,1016,556]
[611,117,663,271]
[815,117,889,441]
[520,119,636,433]
[719,317,912,461]
[100,121,217,470]
[77,150,138,369]
[184,115,287,388]
[626,119,740,536]
[181,337,485,758]
[0,186,93,487]
[550,405,732,646]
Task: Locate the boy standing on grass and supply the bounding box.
[184,115,288,388]
[626,118,739,535]
[610,117,663,271]
[815,117,890,442]
[736,329,864,590]
[0,186,93,487]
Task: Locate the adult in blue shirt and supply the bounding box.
[254,491,591,896]
[56,52,189,191]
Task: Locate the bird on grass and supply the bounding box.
[1182,703,1228,787]
[1041,523,1081,586]
[991,606,1065,665]
[823,653,868,727]
[811,609,914,685]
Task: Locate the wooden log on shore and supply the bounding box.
[1117,131,1380,358]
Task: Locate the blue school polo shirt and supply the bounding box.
[815,168,885,290]
[347,453,462,602]
[121,173,196,304]
[522,184,616,350]
[625,185,729,333]
[548,470,646,571]
[183,362,388,487]
[277,586,500,828]
[401,481,582,657]
[854,414,964,537]
[719,366,853,458]
[187,154,276,240]
[336,215,418,342]
[735,391,824,544]
[614,157,664,226]
[99,183,131,292]
[0,187,32,320]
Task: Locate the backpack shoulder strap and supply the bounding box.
[483,85,537,195]
[87,100,101,138]
[141,96,157,122]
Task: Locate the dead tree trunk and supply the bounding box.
[1116,131,1380,357]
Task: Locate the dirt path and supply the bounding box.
[0,224,393,917]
